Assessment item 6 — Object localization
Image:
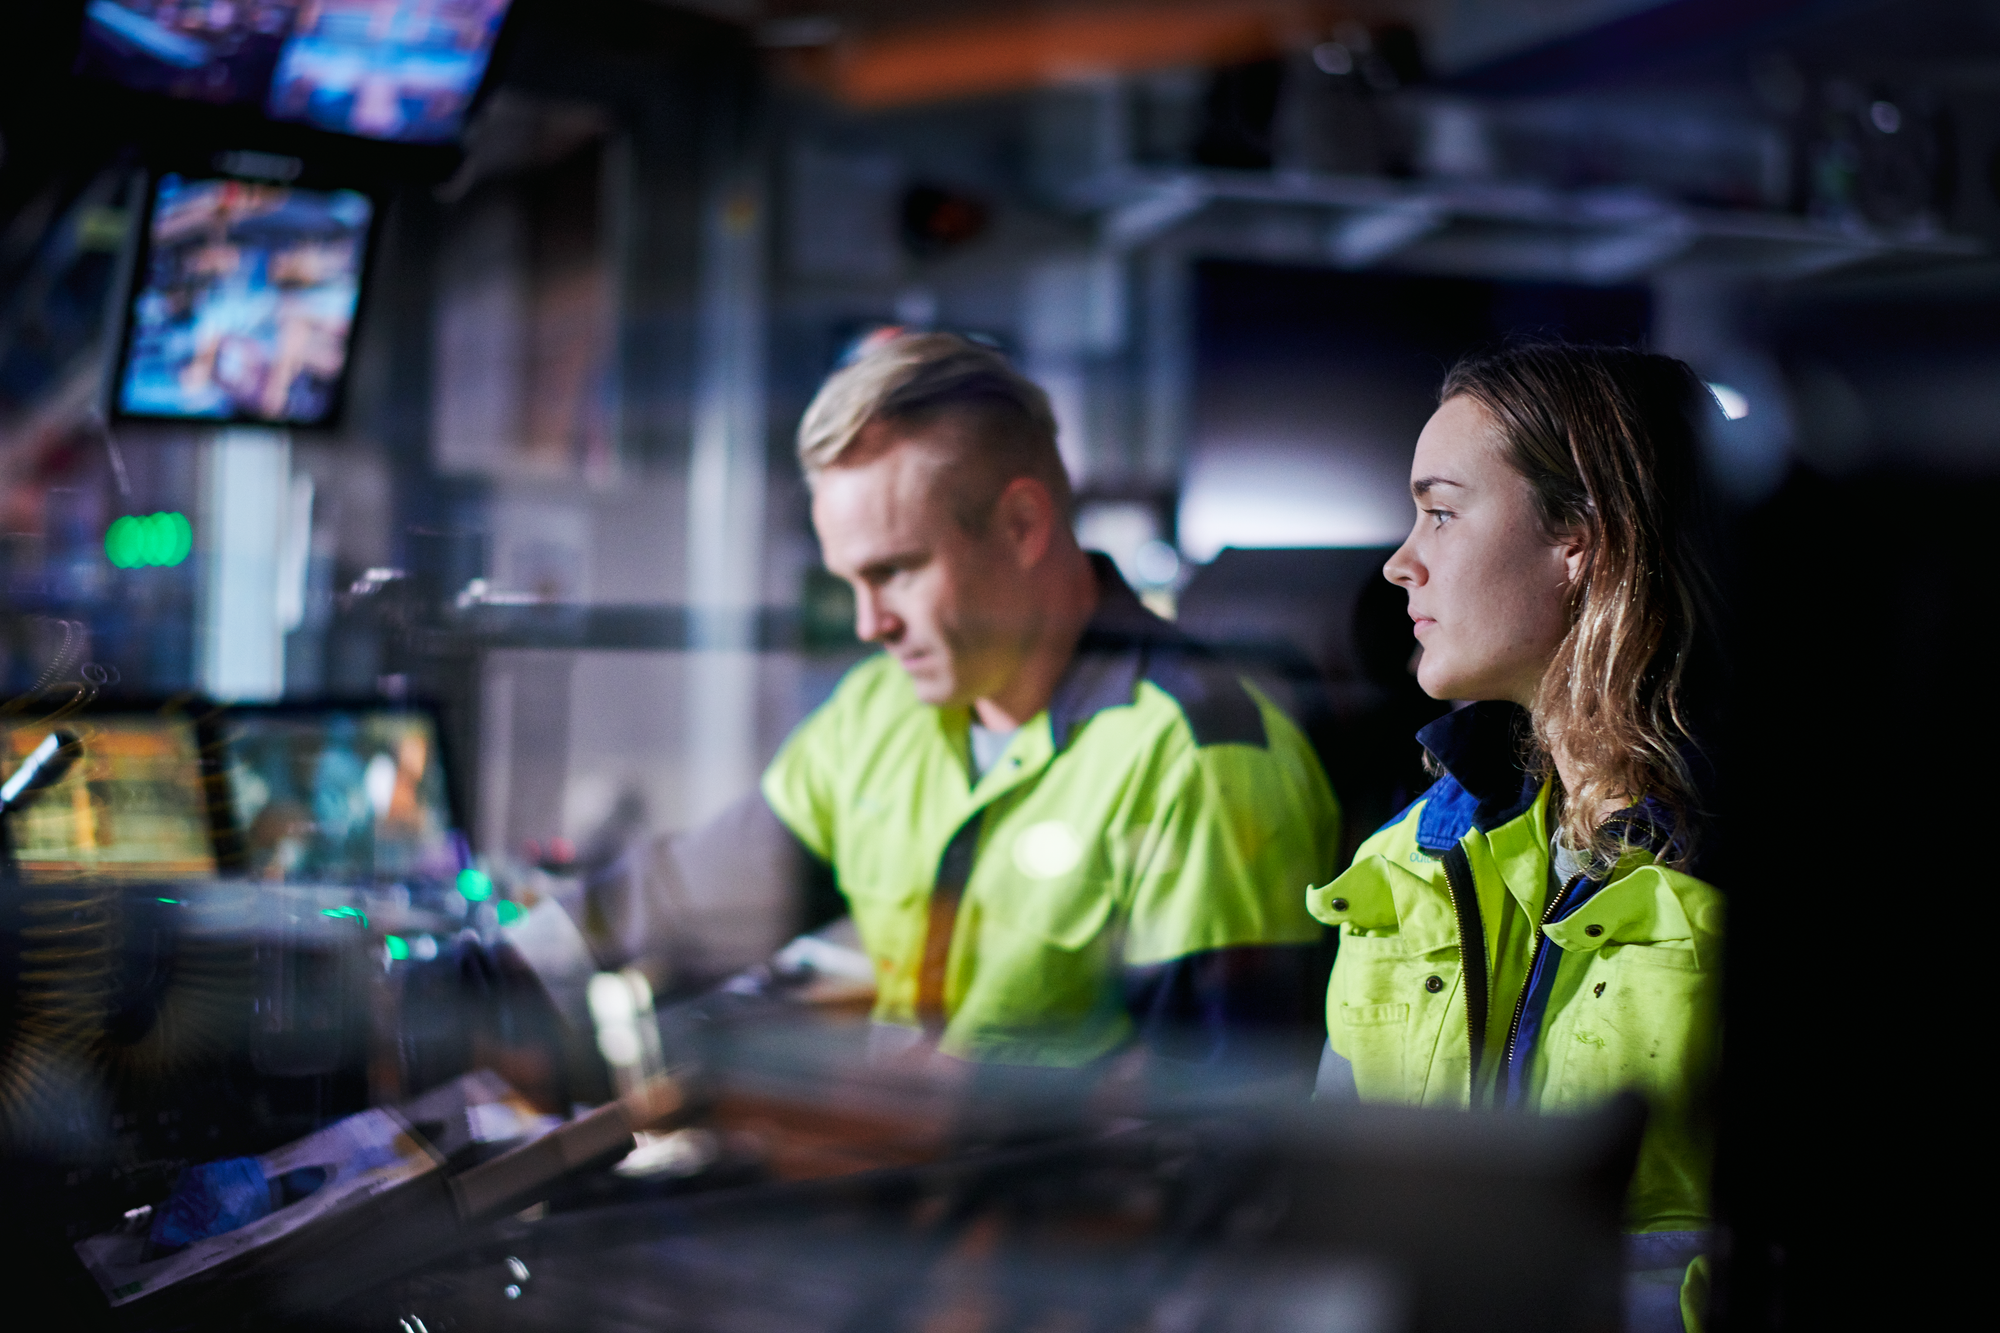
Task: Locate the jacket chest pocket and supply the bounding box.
[951,842,1118,1041]
[1329,931,1460,1105]
[977,819,1117,951]
[978,869,1115,951]
[1539,942,1719,1113]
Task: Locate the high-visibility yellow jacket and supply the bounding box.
[1308,701,1722,1237]
[763,561,1342,1067]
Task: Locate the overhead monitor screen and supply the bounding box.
[222,709,458,887]
[266,0,513,144]
[75,0,513,144]
[115,173,371,426]
[2,717,218,881]
[75,0,298,106]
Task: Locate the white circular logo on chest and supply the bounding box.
[1013,820,1083,879]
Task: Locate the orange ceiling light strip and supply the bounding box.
[824,4,1343,108]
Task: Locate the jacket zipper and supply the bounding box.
[1498,869,1588,1108]
[1439,846,1489,1097]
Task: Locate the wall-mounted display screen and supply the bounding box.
[114,173,372,426]
[221,708,459,887]
[266,0,514,144]
[75,0,298,107]
[2,716,218,881]
[75,0,513,145]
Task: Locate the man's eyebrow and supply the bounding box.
[1411,476,1465,498]
[855,549,927,576]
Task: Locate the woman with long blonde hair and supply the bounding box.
[1308,342,1721,1331]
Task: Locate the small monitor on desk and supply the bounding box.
[220,705,460,887]
[1,713,219,881]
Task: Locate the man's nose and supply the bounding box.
[854,589,898,643]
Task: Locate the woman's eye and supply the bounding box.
[1425,508,1454,529]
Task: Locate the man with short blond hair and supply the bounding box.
[758,332,1342,1069]
[796,331,1070,510]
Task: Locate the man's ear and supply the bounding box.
[993,476,1056,568]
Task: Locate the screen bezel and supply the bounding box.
[106,164,384,431]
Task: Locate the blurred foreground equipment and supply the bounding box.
[73,1069,683,1324]
[8,714,1642,1333]
[73,992,1643,1333]
[303,1029,1644,1333]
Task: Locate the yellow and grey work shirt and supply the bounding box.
[762,560,1342,1067]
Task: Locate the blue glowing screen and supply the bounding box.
[117,174,370,425]
[77,0,513,145]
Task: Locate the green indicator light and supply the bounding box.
[321,905,368,927]
[163,511,193,565]
[457,868,494,902]
[141,514,171,565]
[106,516,141,568]
[385,935,410,961]
[496,899,524,926]
[106,512,193,569]
[156,897,181,905]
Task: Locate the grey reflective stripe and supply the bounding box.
[1313,1042,1359,1101]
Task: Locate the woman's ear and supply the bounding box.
[1559,527,1592,585]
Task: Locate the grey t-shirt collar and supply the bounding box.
[969,721,1017,780]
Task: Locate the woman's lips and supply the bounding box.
[1410,615,1436,636]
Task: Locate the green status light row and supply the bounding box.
[105,512,193,569]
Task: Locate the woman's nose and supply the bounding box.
[1384,531,1424,588]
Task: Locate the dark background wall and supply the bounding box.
[1181,262,1652,556]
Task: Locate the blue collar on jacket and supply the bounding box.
[1410,701,1542,854]
[1406,700,1682,862]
